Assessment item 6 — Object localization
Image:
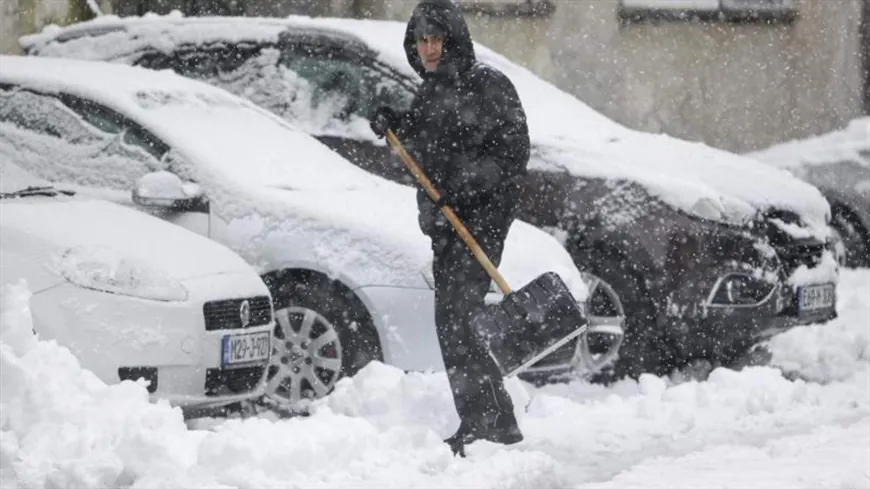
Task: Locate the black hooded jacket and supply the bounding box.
[396,0,531,236]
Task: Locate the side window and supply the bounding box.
[278,46,416,122]
[149,44,263,81]
[0,85,168,190]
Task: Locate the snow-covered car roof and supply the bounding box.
[0,54,591,298]
[745,117,870,169]
[19,13,832,230]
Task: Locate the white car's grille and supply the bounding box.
[202,296,272,331]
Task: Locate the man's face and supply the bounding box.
[416,34,444,72]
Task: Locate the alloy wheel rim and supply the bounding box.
[266,306,343,405]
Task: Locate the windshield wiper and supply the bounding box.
[0,186,75,200]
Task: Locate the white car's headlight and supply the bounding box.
[57,246,189,302]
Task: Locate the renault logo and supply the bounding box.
[239,299,251,327]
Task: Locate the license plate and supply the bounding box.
[222,331,271,368]
[798,284,835,312]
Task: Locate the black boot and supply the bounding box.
[477,411,524,445]
[444,421,474,457]
[443,412,524,457]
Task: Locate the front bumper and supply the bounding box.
[29,272,273,410]
[665,270,837,362]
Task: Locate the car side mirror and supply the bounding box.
[132,171,204,210]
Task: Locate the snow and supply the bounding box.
[134,171,202,200]
[56,245,190,302]
[746,117,870,170]
[3,269,868,488]
[768,269,870,383]
[18,13,833,232]
[785,249,840,287]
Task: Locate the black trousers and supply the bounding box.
[430,215,516,429]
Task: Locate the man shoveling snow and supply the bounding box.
[370,0,533,456]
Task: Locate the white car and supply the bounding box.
[0,55,625,405]
[0,161,274,413]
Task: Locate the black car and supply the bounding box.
[22,14,841,380]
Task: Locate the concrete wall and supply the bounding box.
[0,0,112,55]
[369,0,865,153]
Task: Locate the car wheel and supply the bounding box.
[263,273,382,406]
[578,252,679,381]
[830,207,870,268]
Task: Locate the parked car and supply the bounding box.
[0,160,274,415]
[18,13,842,380]
[0,54,624,404]
[745,118,870,269]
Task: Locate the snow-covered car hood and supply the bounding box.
[1,196,255,282]
[18,13,832,231]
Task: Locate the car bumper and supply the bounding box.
[29,272,273,410]
[667,279,837,361]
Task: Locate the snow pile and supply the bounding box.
[768,269,870,383]
[0,281,198,489]
[2,271,869,488]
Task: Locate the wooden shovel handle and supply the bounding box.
[385,129,513,295]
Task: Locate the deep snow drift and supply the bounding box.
[2,271,869,489]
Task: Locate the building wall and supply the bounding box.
[0,0,111,55]
[369,0,864,153]
[2,0,863,152]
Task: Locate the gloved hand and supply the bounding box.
[370,106,398,138]
[418,197,448,236]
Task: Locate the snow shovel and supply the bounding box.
[385,130,590,377]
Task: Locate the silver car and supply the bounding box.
[747,118,870,268]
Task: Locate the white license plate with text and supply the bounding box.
[222,331,271,367]
[798,284,835,312]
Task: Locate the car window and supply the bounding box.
[278,46,415,120]
[0,86,168,190]
[0,86,104,143]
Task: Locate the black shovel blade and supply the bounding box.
[472,271,589,377]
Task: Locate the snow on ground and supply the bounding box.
[2,271,869,489]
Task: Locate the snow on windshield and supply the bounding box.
[2,270,868,488]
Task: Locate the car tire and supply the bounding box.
[261,271,383,406]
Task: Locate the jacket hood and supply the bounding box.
[403,0,476,79]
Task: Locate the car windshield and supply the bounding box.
[0,160,59,197]
[129,88,385,192]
